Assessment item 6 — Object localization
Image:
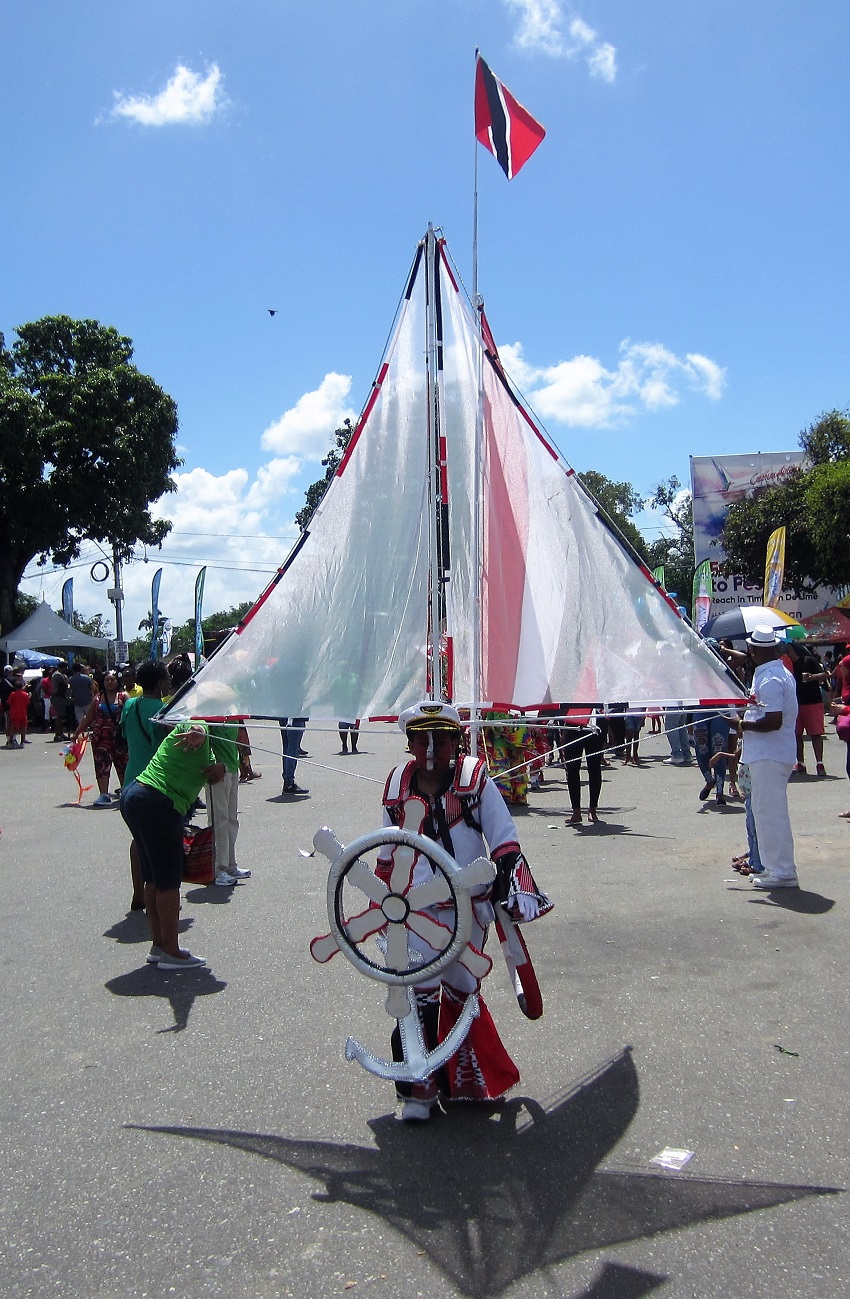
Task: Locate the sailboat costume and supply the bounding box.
[378,703,551,1110]
[158,229,748,1112]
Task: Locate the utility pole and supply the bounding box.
[109,546,127,662]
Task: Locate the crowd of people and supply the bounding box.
[3,630,848,988]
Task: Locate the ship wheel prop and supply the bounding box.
[309,805,495,1083]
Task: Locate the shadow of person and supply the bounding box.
[748,889,835,914]
[183,884,240,905]
[103,914,194,945]
[105,965,226,1033]
[128,1048,838,1298]
[572,1262,666,1299]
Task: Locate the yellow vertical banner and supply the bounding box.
[763,526,786,608]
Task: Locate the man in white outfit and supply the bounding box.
[740,626,800,889]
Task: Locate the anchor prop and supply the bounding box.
[309,809,495,1083]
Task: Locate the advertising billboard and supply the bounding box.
[690,452,832,621]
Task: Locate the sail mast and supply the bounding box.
[424,226,448,701]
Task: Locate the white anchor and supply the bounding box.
[309,800,495,1082]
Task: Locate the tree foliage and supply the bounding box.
[577,470,649,560]
[721,409,850,595]
[644,475,695,601]
[295,419,355,531]
[132,600,256,662]
[0,315,181,634]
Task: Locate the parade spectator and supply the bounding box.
[69,663,96,727]
[280,717,309,795]
[5,675,31,749]
[38,667,53,731]
[561,707,604,824]
[119,663,142,698]
[1,665,15,744]
[49,663,72,741]
[74,669,129,806]
[693,709,732,805]
[207,722,252,886]
[119,723,225,969]
[663,707,692,765]
[623,708,645,765]
[784,642,828,774]
[338,720,360,754]
[740,626,800,888]
[829,695,850,818]
[120,661,171,909]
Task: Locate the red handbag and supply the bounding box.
[836,712,850,744]
[183,825,215,885]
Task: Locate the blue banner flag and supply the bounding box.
[194,567,207,667]
[149,568,162,661]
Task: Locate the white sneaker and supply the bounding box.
[752,874,799,889]
[146,945,164,964]
[230,866,252,879]
[400,1100,434,1123]
[157,950,207,970]
[214,871,237,887]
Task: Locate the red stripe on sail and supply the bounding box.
[482,386,530,703]
[337,363,389,477]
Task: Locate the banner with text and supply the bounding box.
[690,452,832,621]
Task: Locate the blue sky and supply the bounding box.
[4,1,849,638]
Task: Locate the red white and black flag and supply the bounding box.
[474,55,546,180]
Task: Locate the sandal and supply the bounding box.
[588,810,599,823]
[567,811,582,825]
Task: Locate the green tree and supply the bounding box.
[721,409,850,595]
[295,419,355,531]
[644,475,695,601]
[577,470,649,560]
[0,315,181,634]
[130,601,255,663]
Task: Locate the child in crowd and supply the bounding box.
[5,676,31,749]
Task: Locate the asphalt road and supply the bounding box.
[1,720,848,1298]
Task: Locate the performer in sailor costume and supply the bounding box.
[379,701,551,1122]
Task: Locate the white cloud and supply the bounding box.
[499,338,726,428]
[586,41,617,83]
[504,3,617,80]
[109,64,226,127]
[261,372,356,458]
[507,0,565,57]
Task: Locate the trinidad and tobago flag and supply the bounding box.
[474,55,546,180]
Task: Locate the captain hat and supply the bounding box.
[398,700,463,734]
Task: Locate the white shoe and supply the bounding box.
[214,871,237,887]
[400,1100,434,1123]
[157,950,207,970]
[230,866,252,879]
[752,874,799,889]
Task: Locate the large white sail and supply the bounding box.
[163,230,746,723]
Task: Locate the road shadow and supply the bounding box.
[105,964,226,1033]
[748,889,835,914]
[184,882,246,905]
[130,1048,837,1297]
[103,913,194,946]
[571,1263,666,1298]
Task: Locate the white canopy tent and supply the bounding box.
[0,600,108,655]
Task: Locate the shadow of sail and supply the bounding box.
[129,1049,839,1297]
